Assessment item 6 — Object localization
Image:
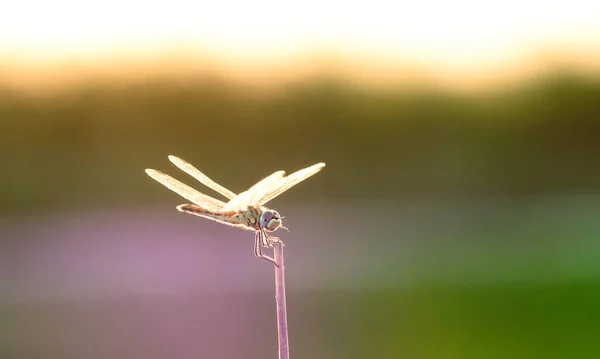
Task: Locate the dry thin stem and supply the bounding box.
[273,243,289,359]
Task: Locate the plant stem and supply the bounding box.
[274,243,289,359]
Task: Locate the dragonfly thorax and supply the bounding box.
[260,209,282,232]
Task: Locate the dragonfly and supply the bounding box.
[145,155,325,264]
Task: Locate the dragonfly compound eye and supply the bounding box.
[260,210,281,232]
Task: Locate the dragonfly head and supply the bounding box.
[260,210,282,232]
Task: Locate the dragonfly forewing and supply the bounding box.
[145,169,226,211]
[256,162,326,205]
[222,170,285,211]
[168,155,237,200]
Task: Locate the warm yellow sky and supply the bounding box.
[1,0,599,88]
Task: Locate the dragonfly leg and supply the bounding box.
[265,235,283,247]
[254,230,276,264]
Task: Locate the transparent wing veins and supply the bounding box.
[145,169,226,211]
[256,162,326,206]
[147,158,325,213]
[168,155,237,200]
[222,170,286,211]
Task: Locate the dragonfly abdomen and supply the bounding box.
[177,204,255,231]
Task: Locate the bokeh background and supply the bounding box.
[2,1,600,358]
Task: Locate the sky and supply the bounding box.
[1,0,599,87]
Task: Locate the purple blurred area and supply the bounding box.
[0,206,339,359]
[1,205,369,303]
[3,199,600,302]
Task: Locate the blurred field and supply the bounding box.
[1,71,600,212]
[1,69,600,358]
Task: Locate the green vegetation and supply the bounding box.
[308,280,600,359]
[1,71,599,214]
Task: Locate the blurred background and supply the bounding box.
[2,1,600,358]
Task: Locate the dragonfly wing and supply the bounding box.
[248,171,290,206]
[168,155,237,199]
[256,162,326,206]
[222,170,285,211]
[145,169,227,211]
